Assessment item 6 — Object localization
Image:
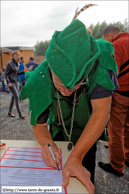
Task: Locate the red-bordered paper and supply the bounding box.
[0,147,67,194]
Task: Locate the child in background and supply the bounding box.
[1,68,6,93]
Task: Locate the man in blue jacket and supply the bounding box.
[19,57,26,101]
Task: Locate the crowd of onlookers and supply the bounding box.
[0,56,38,95]
[0,55,39,119]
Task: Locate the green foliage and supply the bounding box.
[34,40,50,56]
[111,18,129,32]
[34,19,129,55]
[89,18,129,39]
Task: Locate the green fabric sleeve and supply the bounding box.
[20,59,53,126]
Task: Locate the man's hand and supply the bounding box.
[41,143,62,168]
[8,83,12,87]
[33,123,62,168]
[62,156,95,194]
[24,68,31,72]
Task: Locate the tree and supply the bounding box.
[34,19,129,55]
[111,18,129,32]
[34,40,50,56]
[88,18,129,39]
[123,18,129,32]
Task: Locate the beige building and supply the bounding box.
[0,46,35,71]
[0,47,13,70]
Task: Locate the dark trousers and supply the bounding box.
[19,80,25,101]
[82,142,97,184]
[52,130,97,184]
[9,83,21,115]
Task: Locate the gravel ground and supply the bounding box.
[0,92,129,194]
[0,92,35,141]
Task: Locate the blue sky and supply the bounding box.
[1,1,128,47]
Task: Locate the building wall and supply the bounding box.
[3,53,12,68]
[0,50,34,70]
[0,55,1,70]
[34,56,46,65]
[19,50,34,64]
[0,53,12,70]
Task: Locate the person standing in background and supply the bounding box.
[1,67,6,93]
[98,25,129,176]
[19,57,26,101]
[5,50,26,119]
[25,57,38,71]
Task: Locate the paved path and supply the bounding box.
[0,92,129,194]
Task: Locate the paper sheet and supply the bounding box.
[0,147,67,194]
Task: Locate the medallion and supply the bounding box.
[57,90,77,152]
[67,141,73,151]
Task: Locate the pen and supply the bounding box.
[48,144,60,171]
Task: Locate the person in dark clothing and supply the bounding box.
[5,50,26,119]
[25,57,38,71]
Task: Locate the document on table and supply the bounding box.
[0,147,67,194]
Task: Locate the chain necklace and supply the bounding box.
[57,90,77,151]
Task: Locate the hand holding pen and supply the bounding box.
[41,143,61,170]
[48,144,60,171]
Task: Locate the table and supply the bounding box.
[0,140,88,194]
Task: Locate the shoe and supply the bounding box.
[6,90,10,93]
[8,112,15,118]
[104,144,109,148]
[125,161,129,167]
[98,162,124,176]
[19,114,26,119]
